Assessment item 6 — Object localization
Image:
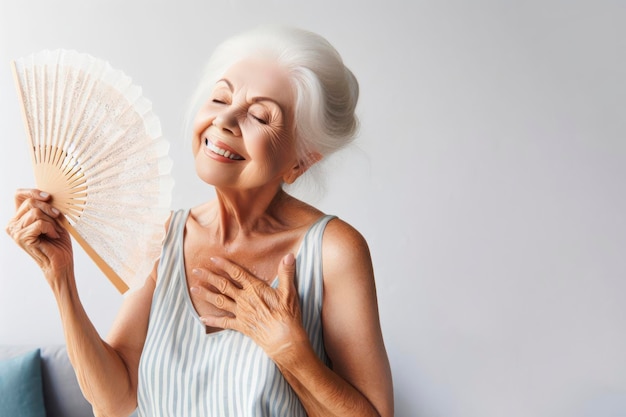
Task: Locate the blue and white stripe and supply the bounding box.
[137,209,334,417]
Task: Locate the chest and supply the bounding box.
[182,223,303,286]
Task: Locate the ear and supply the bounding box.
[283,152,323,184]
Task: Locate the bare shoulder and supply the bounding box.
[320,217,376,309]
[323,217,369,248]
[322,218,374,284]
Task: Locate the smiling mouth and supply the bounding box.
[205,138,245,160]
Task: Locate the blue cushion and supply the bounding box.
[0,348,47,417]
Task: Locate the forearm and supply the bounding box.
[273,338,382,417]
[49,270,136,417]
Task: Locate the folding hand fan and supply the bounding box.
[11,49,174,294]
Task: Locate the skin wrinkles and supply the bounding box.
[7,51,393,417]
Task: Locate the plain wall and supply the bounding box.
[1,1,625,416]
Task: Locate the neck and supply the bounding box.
[210,185,291,243]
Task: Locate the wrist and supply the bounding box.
[269,326,316,369]
[44,267,76,298]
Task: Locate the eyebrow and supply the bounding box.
[216,78,285,111]
[217,78,234,91]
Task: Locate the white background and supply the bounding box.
[1,1,625,416]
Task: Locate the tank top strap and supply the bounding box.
[155,209,189,291]
[298,214,337,257]
[163,209,188,248]
[293,214,336,367]
[170,209,189,238]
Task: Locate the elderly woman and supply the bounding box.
[7,26,393,417]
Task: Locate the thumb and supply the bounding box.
[277,253,296,292]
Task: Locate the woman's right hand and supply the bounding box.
[6,189,74,282]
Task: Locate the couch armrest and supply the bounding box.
[1,345,138,417]
[0,345,95,417]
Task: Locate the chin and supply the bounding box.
[194,155,217,184]
[194,156,236,189]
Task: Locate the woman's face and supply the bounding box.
[192,58,300,192]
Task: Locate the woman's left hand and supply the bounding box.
[190,253,308,357]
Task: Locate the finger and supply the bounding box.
[277,253,297,293]
[192,267,240,298]
[21,218,62,241]
[12,226,49,265]
[200,314,238,332]
[190,285,236,312]
[209,256,254,289]
[7,212,60,241]
[8,205,63,242]
[14,189,52,210]
[19,207,60,230]
[14,197,61,221]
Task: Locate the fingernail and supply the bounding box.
[209,257,217,263]
[51,207,60,215]
[39,191,49,198]
[190,286,199,293]
[192,268,201,275]
[283,253,295,265]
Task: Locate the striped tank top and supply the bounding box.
[137,209,335,417]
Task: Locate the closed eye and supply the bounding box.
[250,114,268,125]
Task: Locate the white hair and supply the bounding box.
[186,25,360,194]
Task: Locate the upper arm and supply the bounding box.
[104,269,156,392]
[104,212,171,393]
[321,219,394,417]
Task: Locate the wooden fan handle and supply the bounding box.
[58,216,129,294]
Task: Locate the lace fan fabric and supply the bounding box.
[12,49,174,292]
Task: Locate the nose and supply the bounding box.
[212,108,241,136]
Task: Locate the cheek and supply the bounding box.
[250,131,298,174]
[244,126,284,155]
[270,129,298,159]
[193,111,211,137]
[191,129,203,156]
[192,110,214,155]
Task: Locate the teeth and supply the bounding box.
[205,138,244,160]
